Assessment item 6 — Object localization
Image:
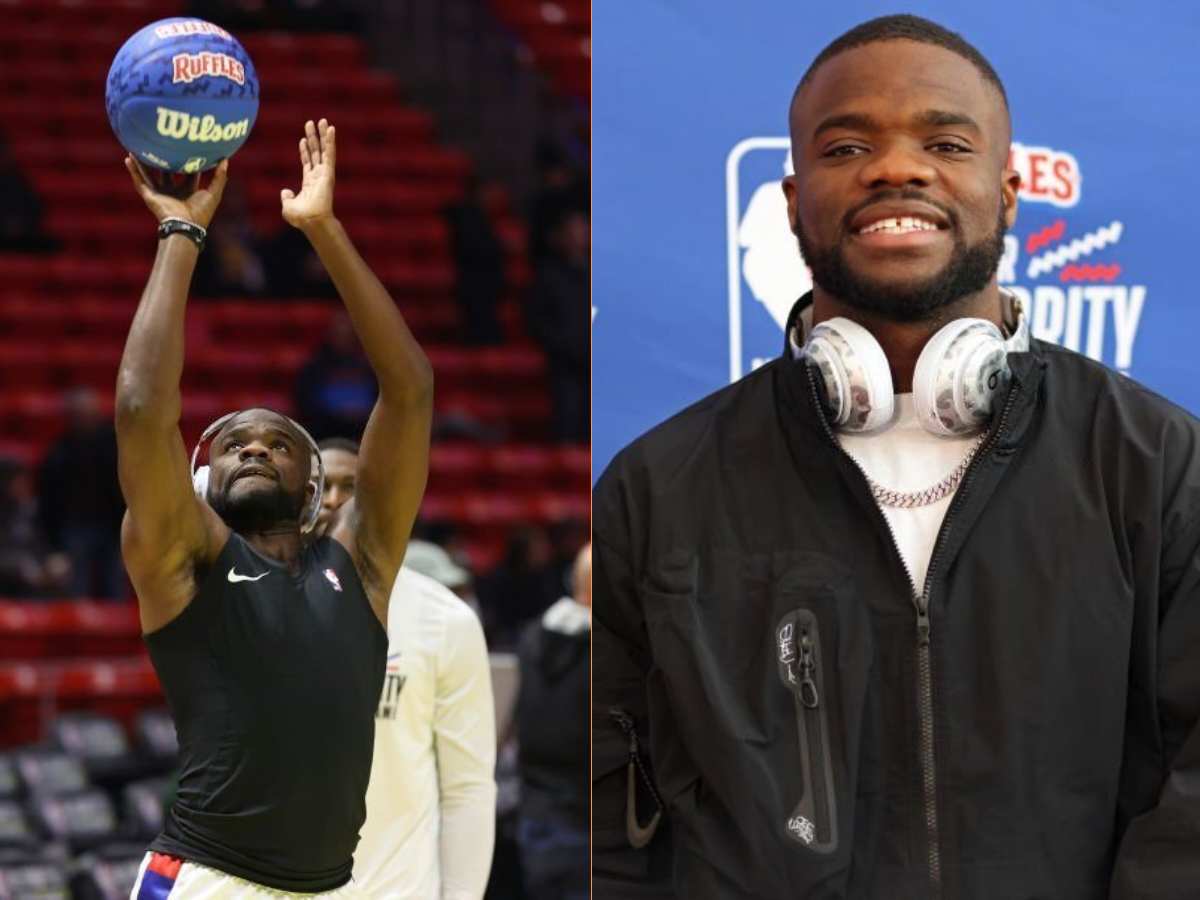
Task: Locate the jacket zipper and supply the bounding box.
[804,364,1021,894]
[776,609,838,853]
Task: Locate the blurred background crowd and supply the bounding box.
[0,0,588,896]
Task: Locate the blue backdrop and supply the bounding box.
[593,1,1200,479]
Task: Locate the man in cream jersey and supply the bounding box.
[317,437,497,899]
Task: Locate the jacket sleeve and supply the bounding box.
[434,605,497,900]
[1110,510,1200,898]
[592,460,676,898]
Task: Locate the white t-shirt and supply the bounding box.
[837,394,978,592]
[353,568,497,899]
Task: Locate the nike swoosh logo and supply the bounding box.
[626,761,662,849]
[227,567,269,583]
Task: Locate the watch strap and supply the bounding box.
[158,217,207,250]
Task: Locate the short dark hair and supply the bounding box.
[796,14,1008,111]
[318,436,360,455]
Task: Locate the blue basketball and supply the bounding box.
[105,18,259,174]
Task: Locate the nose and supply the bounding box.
[238,441,269,460]
[857,140,936,190]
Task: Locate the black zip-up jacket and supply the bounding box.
[593,321,1200,899]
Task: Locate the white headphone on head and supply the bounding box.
[799,291,1029,436]
[190,410,326,534]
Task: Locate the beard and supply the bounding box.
[796,193,1008,323]
[208,477,305,534]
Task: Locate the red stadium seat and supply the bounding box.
[61,604,143,659]
[490,445,556,486]
[429,444,492,488]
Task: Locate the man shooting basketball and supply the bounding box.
[117,119,432,897]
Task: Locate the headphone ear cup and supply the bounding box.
[805,317,895,431]
[193,465,210,499]
[913,319,1008,436]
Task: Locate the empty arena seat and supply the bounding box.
[490,445,556,485]
[62,604,142,659]
[0,605,60,661]
[13,751,88,798]
[530,490,589,522]
[554,445,590,482]
[0,667,51,748]
[49,713,140,784]
[0,801,36,850]
[429,444,491,487]
[0,857,69,899]
[461,493,535,526]
[52,660,163,732]
[26,788,118,851]
[69,845,146,900]
[0,760,17,802]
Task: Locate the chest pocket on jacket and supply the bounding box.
[640,549,877,860]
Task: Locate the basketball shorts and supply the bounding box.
[130,852,367,899]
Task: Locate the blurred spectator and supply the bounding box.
[526,209,589,443]
[445,175,507,345]
[192,182,268,298]
[0,458,71,598]
[295,311,379,442]
[264,224,337,299]
[477,526,563,649]
[36,390,125,600]
[529,141,587,264]
[0,139,56,253]
[514,543,590,900]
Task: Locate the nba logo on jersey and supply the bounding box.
[324,569,343,592]
[726,138,807,383]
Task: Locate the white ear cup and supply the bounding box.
[804,317,895,432]
[800,292,1027,436]
[912,319,1008,436]
[193,465,210,498]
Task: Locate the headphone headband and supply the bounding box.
[190,410,326,534]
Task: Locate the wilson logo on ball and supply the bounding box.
[155,107,250,142]
[172,52,246,85]
[154,20,232,40]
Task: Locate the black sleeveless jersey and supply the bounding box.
[144,533,387,892]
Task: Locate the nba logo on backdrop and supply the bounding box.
[726,137,1148,382]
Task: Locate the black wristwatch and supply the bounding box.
[158,217,207,251]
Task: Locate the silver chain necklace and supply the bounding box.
[863,433,988,509]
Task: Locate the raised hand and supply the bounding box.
[125,156,229,228]
[281,118,336,230]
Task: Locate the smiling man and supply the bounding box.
[593,15,1200,900]
[117,118,432,898]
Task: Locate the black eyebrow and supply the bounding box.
[812,112,880,140]
[914,109,981,131]
[812,109,981,140]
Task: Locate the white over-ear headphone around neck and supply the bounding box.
[190,410,326,534]
[799,290,1030,436]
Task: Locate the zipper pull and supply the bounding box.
[916,607,931,647]
[798,631,819,709]
[609,707,640,759]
